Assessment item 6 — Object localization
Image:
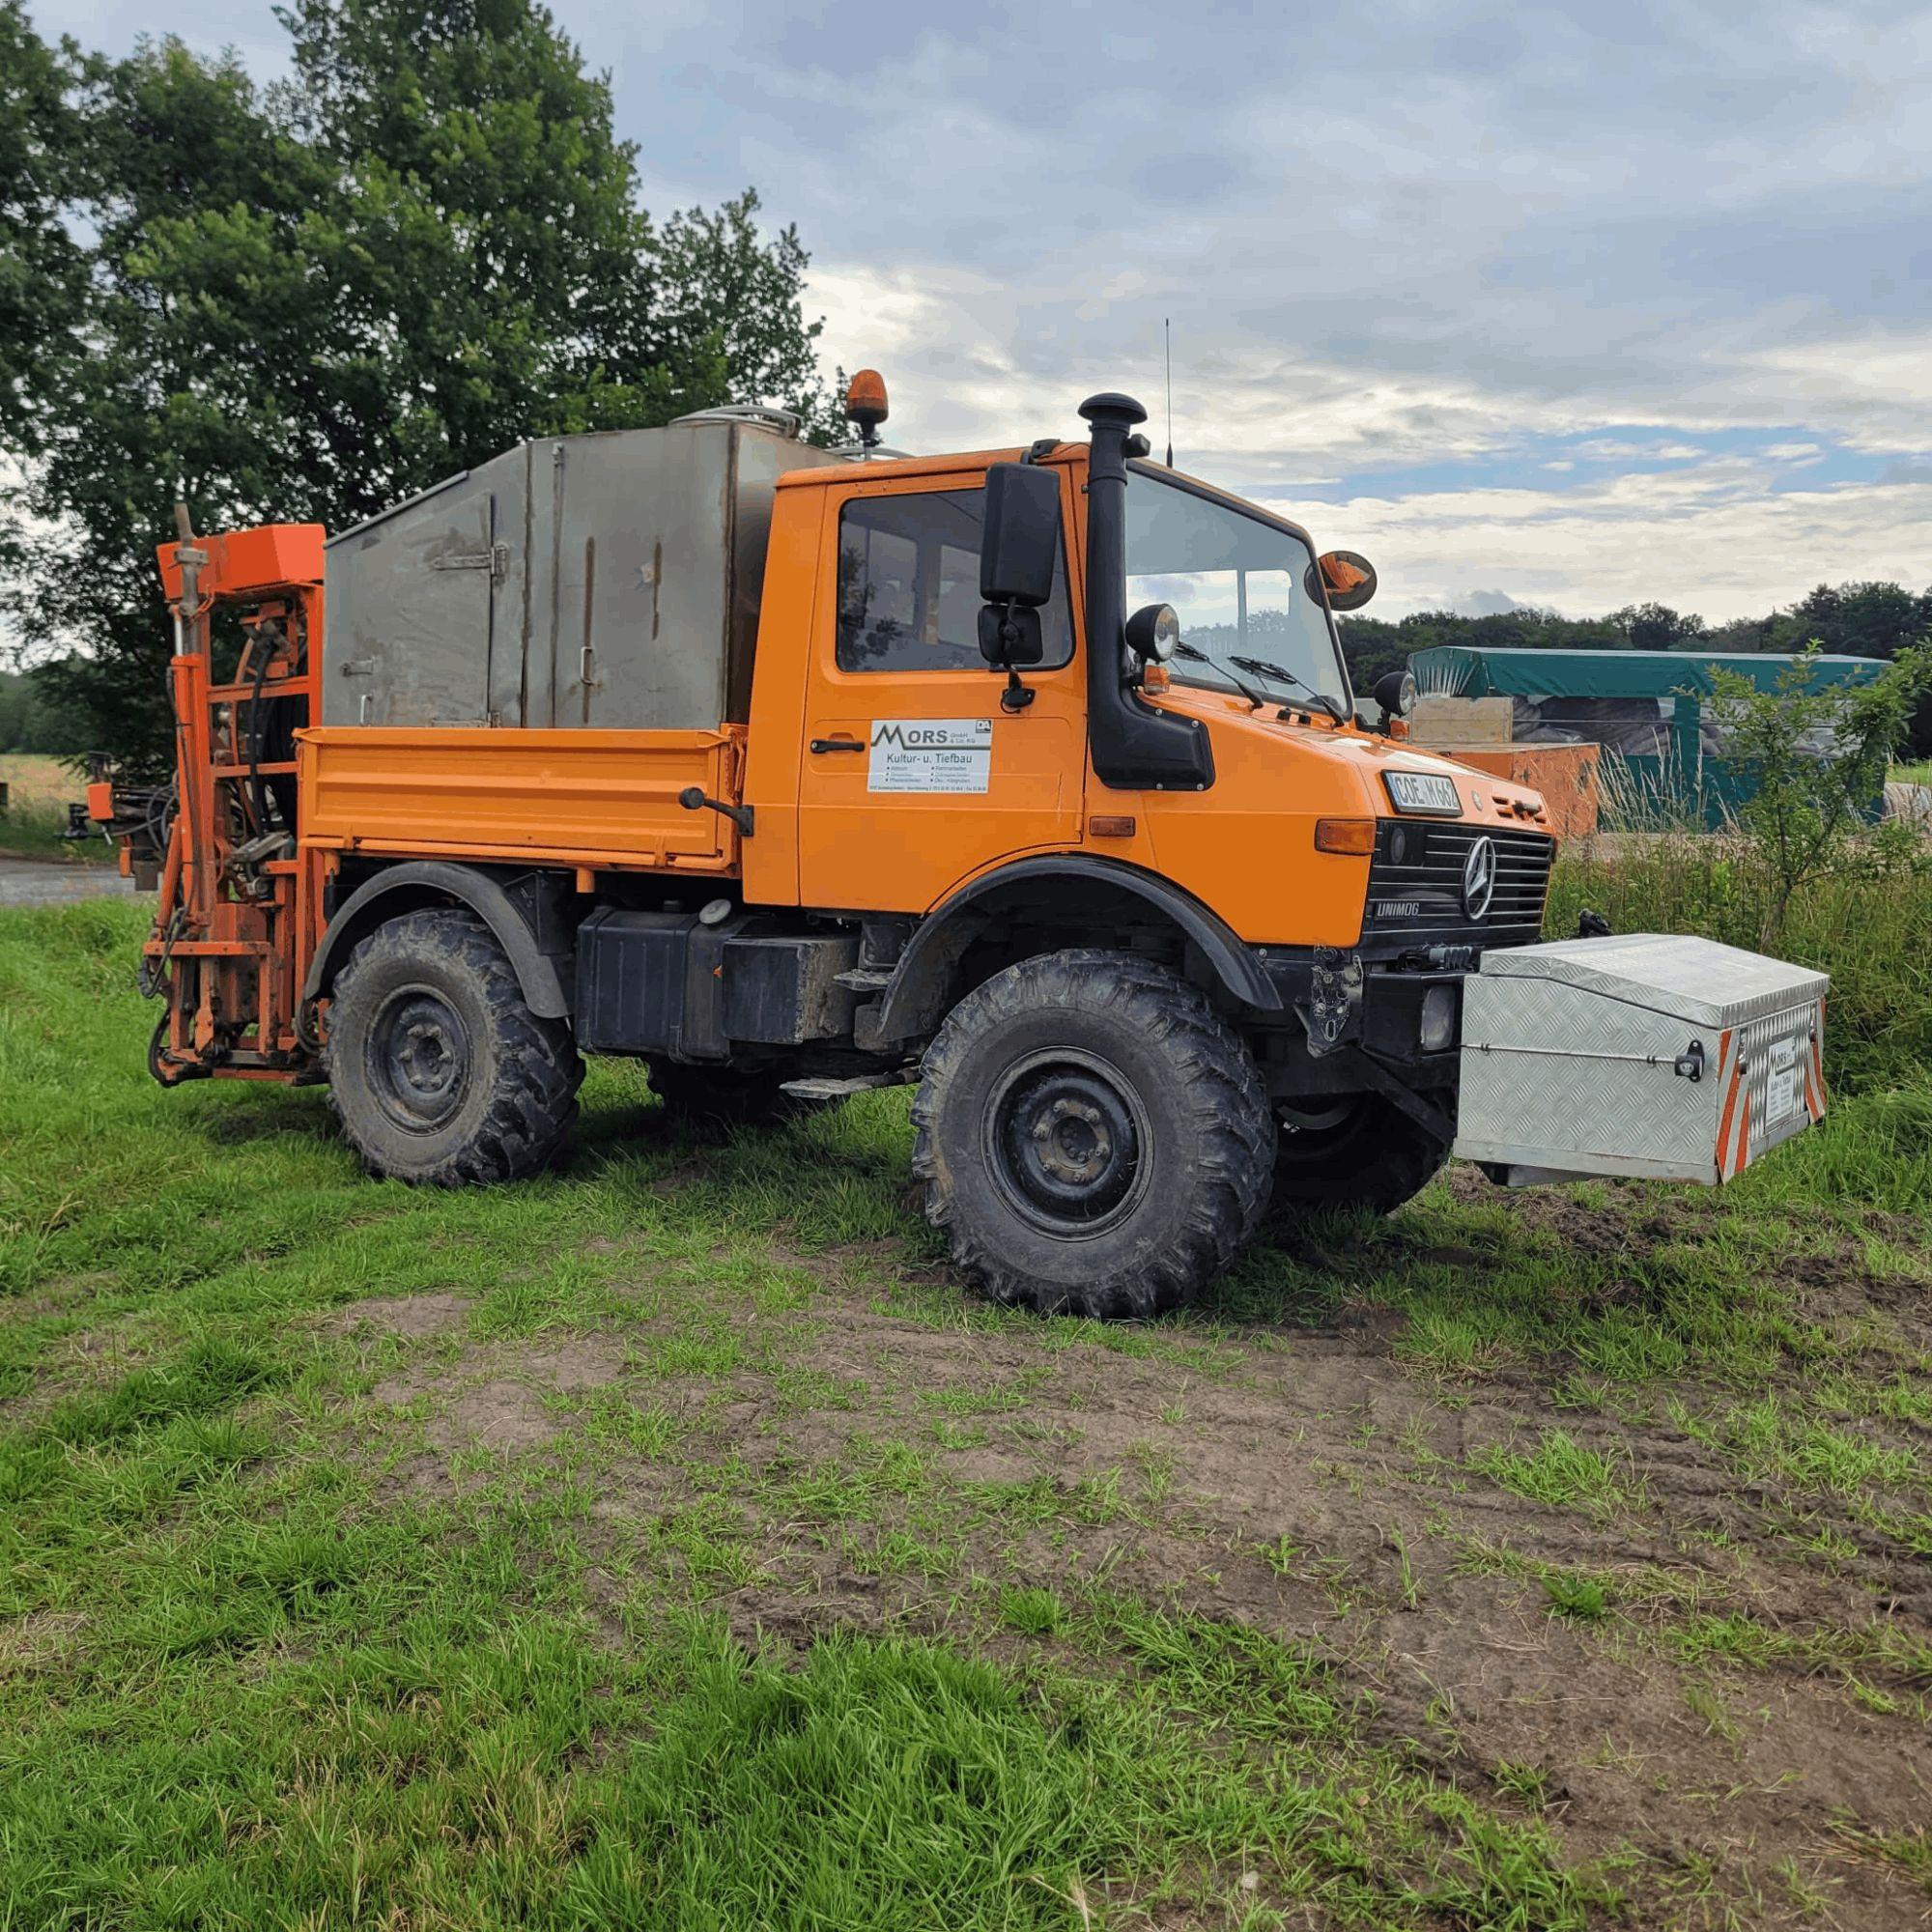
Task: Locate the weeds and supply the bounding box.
[1544,1571,1612,1622]
[3,867,1931,1929]
[1472,1430,1642,1520]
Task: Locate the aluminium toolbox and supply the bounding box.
[1453,933,1829,1186]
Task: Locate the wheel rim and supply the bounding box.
[1283,1097,1360,1136]
[365,983,472,1134]
[984,1047,1151,1237]
[1277,1095,1367,1155]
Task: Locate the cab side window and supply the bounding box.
[836,487,1075,672]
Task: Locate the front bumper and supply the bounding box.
[1254,951,1464,1099]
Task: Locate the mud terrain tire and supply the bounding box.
[912,950,1272,1319]
[324,909,582,1184]
[1266,1093,1450,1223]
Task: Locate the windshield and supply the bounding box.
[1124,465,1351,716]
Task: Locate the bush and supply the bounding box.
[1550,829,1932,1096]
[1707,645,1932,948]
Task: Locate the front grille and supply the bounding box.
[1362,820,1554,946]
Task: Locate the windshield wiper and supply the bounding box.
[1173,640,1270,711]
[1228,655,1350,725]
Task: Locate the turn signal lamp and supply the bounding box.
[1314,818,1376,855]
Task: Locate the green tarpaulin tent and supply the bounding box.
[1407,646,1888,825]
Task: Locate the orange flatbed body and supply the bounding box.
[299,725,747,875]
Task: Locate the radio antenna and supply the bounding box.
[1163,317,1174,468]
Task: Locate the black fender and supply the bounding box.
[864,855,1282,1047]
[302,861,570,1018]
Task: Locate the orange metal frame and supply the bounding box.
[148,524,329,1084]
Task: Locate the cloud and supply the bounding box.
[1258,465,1932,621]
[27,0,1932,623]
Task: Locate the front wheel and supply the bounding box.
[1265,1093,1450,1225]
[911,951,1273,1319]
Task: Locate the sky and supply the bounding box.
[33,0,1932,621]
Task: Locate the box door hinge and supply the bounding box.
[431,542,510,583]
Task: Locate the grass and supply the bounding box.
[0,751,109,863]
[3,863,1932,1925]
[1544,1570,1612,1622]
[1549,818,1932,1094]
[1473,1429,1643,1520]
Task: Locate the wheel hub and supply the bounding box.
[988,1051,1150,1236]
[1033,1095,1114,1183]
[367,986,471,1132]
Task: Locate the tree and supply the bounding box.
[8,34,339,767]
[0,2,85,459]
[1767,582,1932,753]
[0,664,88,753]
[1774,581,1932,662]
[1,0,834,774]
[1706,646,1932,947]
[1608,602,1706,651]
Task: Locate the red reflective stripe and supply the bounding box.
[1715,1043,1745,1171]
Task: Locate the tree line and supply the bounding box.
[1339,584,1932,753]
[1,0,837,774]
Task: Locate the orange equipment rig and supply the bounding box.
[132,512,328,1084]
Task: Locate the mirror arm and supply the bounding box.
[993,598,1037,713]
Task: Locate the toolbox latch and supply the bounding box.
[1672,1038,1705,1082]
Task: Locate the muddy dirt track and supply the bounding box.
[330,1164,1932,1928]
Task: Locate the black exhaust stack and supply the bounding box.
[1078,393,1213,792]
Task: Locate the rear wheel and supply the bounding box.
[1265,1093,1450,1223]
[912,950,1272,1319]
[324,909,582,1184]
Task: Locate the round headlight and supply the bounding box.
[1125,603,1180,664]
[1374,668,1418,721]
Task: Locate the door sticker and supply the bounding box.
[867,719,993,793]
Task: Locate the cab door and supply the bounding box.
[795,468,1084,914]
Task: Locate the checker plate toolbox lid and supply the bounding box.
[1452,933,1830,1185]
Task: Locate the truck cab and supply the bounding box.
[112,378,1821,1321]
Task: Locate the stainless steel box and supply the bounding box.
[1453,934,1829,1185]
[322,416,844,730]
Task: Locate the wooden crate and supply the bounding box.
[1411,695,1513,746]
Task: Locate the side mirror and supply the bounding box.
[979,604,1044,668]
[1311,549,1378,612]
[980,462,1060,608]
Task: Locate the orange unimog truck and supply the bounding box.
[109,377,1830,1317]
